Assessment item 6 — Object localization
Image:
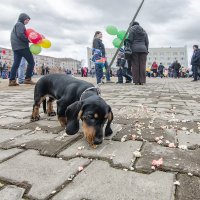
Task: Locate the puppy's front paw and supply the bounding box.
[48,111,56,117]
[30,115,40,122]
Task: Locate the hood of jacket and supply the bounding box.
[130,25,146,35]
[18,13,30,24]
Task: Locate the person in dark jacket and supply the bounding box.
[92,31,111,83]
[127,21,149,85]
[191,45,200,81]
[158,63,165,78]
[116,48,132,83]
[171,60,181,78]
[9,13,35,86]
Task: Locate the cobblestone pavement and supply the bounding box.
[0,77,200,200]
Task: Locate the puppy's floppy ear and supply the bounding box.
[105,105,113,137]
[65,101,83,135]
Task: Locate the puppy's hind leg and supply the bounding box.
[47,97,56,117]
[31,96,46,122]
[57,99,67,127]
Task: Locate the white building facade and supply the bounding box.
[87,46,188,69]
[0,47,81,73]
[147,46,188,68]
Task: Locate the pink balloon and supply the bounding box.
[28,32,42,44]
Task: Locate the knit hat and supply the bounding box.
[130,21,139,26]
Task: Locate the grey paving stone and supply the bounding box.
[176,174,200,200]
[0,131,57,149]
[0,101,28,106]
[53,160,175,200]
[0,129,30,143]
[177,130,200,148]
[0,105,16,111]
[135,142,200,175]
[0,117,30,127]
[0,185,25,200]
[0,148,24,162]
[24,131,81,156]
[59,139,142,168]
[112,118,176,145]
[104,123,123,140]
[22,119,63,134]
[3,111,31,119]
[0,150,90,199]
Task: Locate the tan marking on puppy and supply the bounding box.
[94,113,98,119]
[104,113,108,119]
[38,96,46,105]
[47,100,55,114]
[31,96,46,119]
[107,112,112,122]
[78,110,83,120]
[82,121,96,147]
[58,117,67,127]
[31,105,40,118]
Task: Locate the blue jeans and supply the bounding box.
[95,63,103,84]
[10,48,35,81]
[18,57,26,83]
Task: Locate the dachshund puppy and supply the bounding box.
[31,74,113,147]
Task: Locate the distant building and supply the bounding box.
[87,46,188,69]
[0,47,81,74]
[147,46,188,68]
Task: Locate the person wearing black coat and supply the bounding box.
[191,45,200,81]
[171,60,181,78]
[158,63,165,78]
[9,13,35,86]
[127,21,149,85]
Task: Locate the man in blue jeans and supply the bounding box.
[9,13,35,86]
[18,57,26,84]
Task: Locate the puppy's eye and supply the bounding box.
[87,115,93,119]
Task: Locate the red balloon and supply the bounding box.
[28,32,42,44]
[25,28,35,38]
[2,49,6,54]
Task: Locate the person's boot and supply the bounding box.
[24,78,36,85]
[8,80,19,86]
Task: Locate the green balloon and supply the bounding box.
[30,44,42,55]
[106,25,118,35]
[112,38,122,48]
[117,30,127,40]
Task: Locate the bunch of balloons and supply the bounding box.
[106,25,127,48]
[25,29,52,55]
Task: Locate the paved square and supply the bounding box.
[0,77,200,199]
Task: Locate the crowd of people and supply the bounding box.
[146,61,191,78]
[1,12,200,86]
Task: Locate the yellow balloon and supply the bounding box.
[40,39,51,48]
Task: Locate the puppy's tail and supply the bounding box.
[43,98,47,114]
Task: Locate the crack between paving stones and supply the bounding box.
[0,149,25,164]
[46,160,93,200]
[0,176,32,199]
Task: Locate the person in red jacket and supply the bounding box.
[151,61,158,77]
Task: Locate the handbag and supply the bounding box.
[124,39,132,60]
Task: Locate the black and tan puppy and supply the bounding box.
[31,74,113,147]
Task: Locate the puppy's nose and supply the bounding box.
[93,138,102,145]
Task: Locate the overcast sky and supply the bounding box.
[0,0,199,64]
